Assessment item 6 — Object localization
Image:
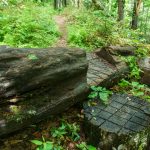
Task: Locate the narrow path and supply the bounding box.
[54,15,67,47]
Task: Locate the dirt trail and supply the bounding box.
[54,15,67,47]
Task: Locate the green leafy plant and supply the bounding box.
[88,86,112,104]
[76,142,96,150]
[51,121,80,141]
[118,79,130,88]
[130,81,145,96]
[136,47,149,57]
[118,79,150,99]
[65,122,80,141]
[124,56,141,79]
[31,136,63,150]
[67,8,146,50]
[0,2,59,48]
[51,123,67,139]
[31,136,53,150]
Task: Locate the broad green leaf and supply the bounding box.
[131,82,139,87]
[95,86,103,91]
[118,79,130,87]
[87,145,96,150]
[31,140,43,146]
[90,86,98,91]
[134,91,144,96]
[99,92,108,101]
[88,92,98,99]
[44,142,53,150]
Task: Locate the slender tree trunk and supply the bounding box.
[54,0,58,9]
[77,0,80,8]
[63,0,67,7]
[117,0,125,21]
[131,0,142,29]
[54,0,67,9]
[92,0,104,10]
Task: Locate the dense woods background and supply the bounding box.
[0,0,150,49]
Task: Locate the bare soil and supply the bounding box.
[54,15,67,47]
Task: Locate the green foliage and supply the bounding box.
[31,120,97,150]
[51,121,80,141]
[31,136,63,150]
[66,122,80,141]
[0,2,59,48]
[76,142,96,150]
[67,8,146,50]
[88,86,112,104]
[118,79,144,96]
[124,56,141,79]
[118,79,150,102]
[31,136,54,150]
[68,9,114,49]
[135,47,149,57]
[51,123,67,139]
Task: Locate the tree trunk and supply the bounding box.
[117,0,125,21]
[91,0,104,10]
[0,46,88,137]
[131,0,142,29]
[63,0,67,7]
[54,0,57,9]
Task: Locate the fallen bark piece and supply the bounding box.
[95,46,136,65]
[0,46,88,137]
[83,93,150,150]
[138,57,150,86]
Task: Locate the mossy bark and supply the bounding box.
[0,46,88,137]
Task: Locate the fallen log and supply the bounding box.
[0,46,88,137]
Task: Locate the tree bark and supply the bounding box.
[117,0,125,21]
[91,0,104,10]
[131,0,142,29]
[0,46,88,137]
[54,0,58,9]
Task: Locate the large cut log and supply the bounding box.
[83,93,150,150]
[86,51,129,88]
[0,46,88,137]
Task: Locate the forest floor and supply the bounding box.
[0,107,84,150]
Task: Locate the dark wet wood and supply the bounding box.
[0,46,88,137]
[87,53,129,88]
[83,93,150,150]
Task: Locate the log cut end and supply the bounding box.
[83,93,150,150]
